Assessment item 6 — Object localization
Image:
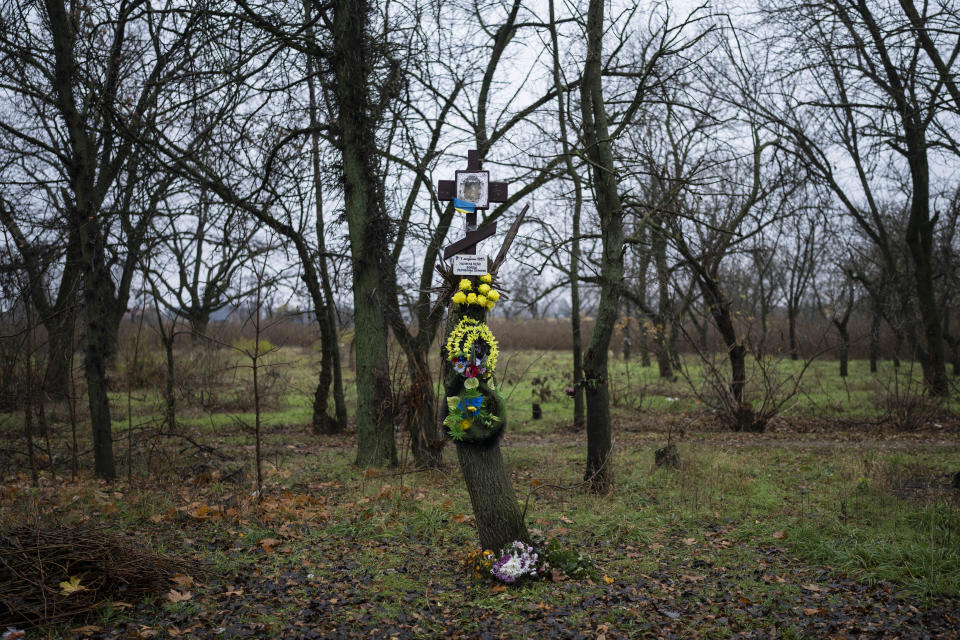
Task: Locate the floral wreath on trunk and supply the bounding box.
[443,317,503,442]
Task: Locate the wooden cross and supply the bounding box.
[438,150,509,260]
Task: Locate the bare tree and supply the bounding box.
[758,0,958,394]
[0,0,211,478]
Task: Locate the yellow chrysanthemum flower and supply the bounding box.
[478,283,490,295]
[476,294,487,306]
[480,273,492,283]
[458,279,472,291]
[487,290,500,302]
[452,291,467,305]
[486,300,495,310]
[466,292,477,304]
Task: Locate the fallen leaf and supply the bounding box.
[259,538,280,553]
[166,589,192,603]
[111,601,134,610]
[772,530,786,539]
[603,575,614,584]
[492,585,507,593]
[59,576,88,596]
[682,537,697,546]
[69,626,102,636]
[171,574,194,589]
[803,607,824,616]
[224,588,244,596]
[802,583,822,592]
[559,515,574,524]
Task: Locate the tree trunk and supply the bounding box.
[622,313,631,361]
[639,325,651,367]
[443,300,527,551]
[579,0,623,493]
[836,321,850,378]
[869,305,881,373]
[42,234,82,400]
[705,278,758,432]
[306,4,347,435]
[653,218,672,379]
[549,0,585,431]
[405,349,442,468]
[331,0,396,467]
[788,305,799,361]
[456,441,527,552]
[655,322,672,380]
[82,248,116,480]
[163,330,176,432]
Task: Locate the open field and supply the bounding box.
[2,347,960,638]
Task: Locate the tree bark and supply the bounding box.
[456,441,527,552]
[332,0,396,467]
[42,233,82,400]
[836,320,850,378]
[404,349,442,468]
[306,0,347,435]
[443,301,527,551]
[653,219,673,379]
[869,304,881,373]
[579,0,623,492]
[788,305,799,361]
[549,0,585,430]
[45,0,117,478]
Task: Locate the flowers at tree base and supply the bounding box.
[460,548,496,581]
[491,541,540,583]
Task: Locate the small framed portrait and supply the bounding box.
[455,170,490,209]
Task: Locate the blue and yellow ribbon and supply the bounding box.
[453,197,476,214]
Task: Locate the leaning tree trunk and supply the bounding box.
[442,300,527,552]
[456,441,526,552]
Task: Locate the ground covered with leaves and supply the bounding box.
[3,415,960,639]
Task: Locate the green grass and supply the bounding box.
[2,345,959,637]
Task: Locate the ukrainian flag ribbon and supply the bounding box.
[453,197,476,214]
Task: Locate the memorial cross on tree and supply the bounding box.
[438,149,508,263]
[437,149,531,554]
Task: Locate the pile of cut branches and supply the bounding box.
[0,526,203,628]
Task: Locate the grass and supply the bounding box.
[2,344,959,637]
